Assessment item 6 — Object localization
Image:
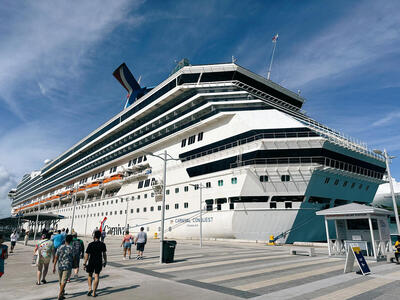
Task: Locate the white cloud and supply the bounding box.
[0,0,143,118]
[372,111,400,127]
[268,1,400,89]
[0,165,18,218]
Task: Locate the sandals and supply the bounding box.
[41,279,47,284]
[36,282,40,285]
[87,290,93,296]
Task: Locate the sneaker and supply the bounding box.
[41,279,47,284]
[123,257,126,260]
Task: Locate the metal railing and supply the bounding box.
[231,156,384,180]
[181,131,320,162]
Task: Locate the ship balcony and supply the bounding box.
[103,174,124,189]
[124,168,152,183]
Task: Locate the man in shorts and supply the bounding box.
[52,230,65,251]
[10,231,19,253]
[0,234,8,278]
[70,232,84,279]
[83,230,107,297]
[53,235,73,300]
[135,227,147,260]
[35,232,54,285]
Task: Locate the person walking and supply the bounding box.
[52,230,65,252]
[0,234,8,278]
[135,227,147,260]
[53,235,74,300]
[24,230,30,246]
[100,230,106,243]
[83,230,107,297]
[70,232,85,279]
[395,236,400,264]
[10,231,19,253]
[121,230,134,260]
[35,232,54,285]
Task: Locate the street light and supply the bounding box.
[124,197,130,231]
[190,183,204,248]
[144,150,179,264]
[373,149,399,235]
[70,183,79,233]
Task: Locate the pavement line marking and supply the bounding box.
[153,254,293,273]
[310,272,400,300]
[201,258,338,283]
[235,264,345,291]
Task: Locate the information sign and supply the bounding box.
[344,246,371,275]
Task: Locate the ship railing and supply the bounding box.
[180,131,320,162]
[230,80,383,162]
[230,156,384,180]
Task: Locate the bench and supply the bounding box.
[289,247,316,257]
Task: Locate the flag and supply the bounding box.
[272,33,279,42]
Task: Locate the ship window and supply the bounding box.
[366,185,369,191]
[260,175,269,182]
[125,210,127,214]
[143,207,147,212]
[143,155,147,161]
[334,179,339,185]
[184,186,189,192]
[334,199,349,207]
[101,171,104,176]
[285,202,292,209]
[205,199,213,211]
[136,208,140,213]
[115,210,117,215]
[309,196,330,204]
[128,160,132,167]
[137,156,143,163]
[111,200,113,204]
[144,179,150,187]
[351,182,355,189]
[270,202,277,209]
[206,182,211,188]
[158,205,161,211]
[105,212,108,216]
[113,166,117,172]
[175,203,179,209]
[137,195,141,199]
[150,206,154,211]
[218,180,223,186]
[110,211,112,215]
[231,177,237,184]
[166,189,170,195]
[198,132,203,141]
[166,204,169,210]
[194,184,199,190]
[343,181,348,187]
[130,209,134,213]
[144,194,147,199]
[116,199,118,204]
[131,196,134,200]
[181,139,186,147]
[188,135,195,145]
[138,181,144,189]
[175,188,179,193]
[325,177,330,184]
[230,203,234,210]
[184,202,188,208]
[217,204,221,210]
[151,193,154,197]
[121,199,123,203]
[281,175,290,182]
[120,210,123,215]
[359,184,363,189]
[272,196,303,202]
[132,158,137,165]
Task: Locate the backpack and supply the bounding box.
[71,240,81,257]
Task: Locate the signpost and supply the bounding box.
[344,246,371,275]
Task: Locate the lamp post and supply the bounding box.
[190,183,204,248]
[373,149,399,235]
[70,183,78,233]
[124,197,129,231]
[144,150,179,264]
[33,200,41,242]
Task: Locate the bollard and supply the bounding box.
[154,232,158,239]
[268,235,275,246]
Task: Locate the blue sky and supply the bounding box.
[1,0,400,216]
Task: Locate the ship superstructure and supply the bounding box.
[9,62,386,242]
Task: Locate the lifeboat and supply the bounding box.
[103,174,123,189]
[86,181,102,195]
[76,185,86,197]
[60,190,72,201]
[124,167,152,183]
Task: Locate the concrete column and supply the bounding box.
[369,217,378,260]
[325,217,331,256]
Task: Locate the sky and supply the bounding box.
[0,0,400,217]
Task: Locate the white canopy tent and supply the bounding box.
[316,203,393,260]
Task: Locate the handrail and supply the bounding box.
[181,131,320,162]
[230,156,384,180]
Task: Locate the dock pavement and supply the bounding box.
[1,236,400,299]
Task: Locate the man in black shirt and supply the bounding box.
[83,230,107,297]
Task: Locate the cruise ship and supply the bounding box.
[9,61,387,243]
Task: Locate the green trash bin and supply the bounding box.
[162,240,177,263]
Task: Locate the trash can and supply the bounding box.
[162,240,177,263]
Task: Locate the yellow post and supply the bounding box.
[268,235,275,246]
[154,232,158,239]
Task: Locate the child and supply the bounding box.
[0,234,9,278]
